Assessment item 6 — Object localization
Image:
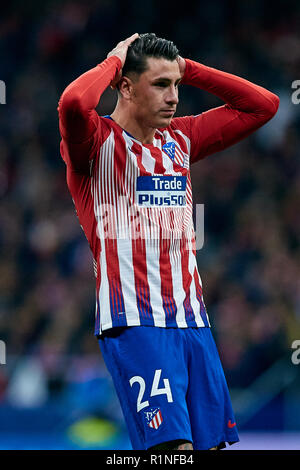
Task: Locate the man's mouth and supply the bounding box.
[160,109,175,116]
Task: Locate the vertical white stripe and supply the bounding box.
[153,135,173,172]
[188,251,205,327]
[161,151,174,173]
[145,240,165,327]
[141,146,156,173]
[98,246,113,330]
[117,239,141,326]
[108,130,117,239]
[174,129,191,155]
[169,249,188,327]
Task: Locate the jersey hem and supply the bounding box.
[95,320,211,337]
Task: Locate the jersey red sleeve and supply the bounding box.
[57,55,122,173]
[175,59,280,164]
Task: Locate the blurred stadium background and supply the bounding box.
[0,0,299,450]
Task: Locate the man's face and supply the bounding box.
[129,57,181,129]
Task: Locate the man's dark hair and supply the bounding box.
[122,33,179,78]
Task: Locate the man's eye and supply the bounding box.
[155,82,167,87]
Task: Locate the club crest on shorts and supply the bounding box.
[144,407,163,429]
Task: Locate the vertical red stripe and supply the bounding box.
[131,237,151,320]
[180,236,196,323]
[131,142,151,175]
[159,227,176,322]
[193,266,209,326]
[152,146,166,173]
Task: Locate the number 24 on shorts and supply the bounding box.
[129,369,173,413]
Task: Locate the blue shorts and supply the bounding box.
[98,326,239,450]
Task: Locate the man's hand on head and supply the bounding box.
[107,33,139,89]
[176,55,186,78]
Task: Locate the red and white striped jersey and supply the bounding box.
[58,55,279,336]
[91,115,209,333]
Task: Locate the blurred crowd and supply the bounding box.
[0,0,299,408]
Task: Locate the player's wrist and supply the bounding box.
[107,33,139,68]
[104,54,123,68]
[179,58,204,85]
[176,56,186,77]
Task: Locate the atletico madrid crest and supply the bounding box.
[162,141,186,167]
[162,142,175,161]
[144,407,163,430]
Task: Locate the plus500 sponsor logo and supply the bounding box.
[137,175,187,207]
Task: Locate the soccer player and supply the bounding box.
[57,33,279,450]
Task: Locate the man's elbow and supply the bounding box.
[58,91,83,115]
[57,90,87,131]
[264,92,280,120]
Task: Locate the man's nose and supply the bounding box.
[166,86,179,105]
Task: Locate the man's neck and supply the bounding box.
[110,108,156,145]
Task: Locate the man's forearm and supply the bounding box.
[181,58,279,119]
[180,58,279,162]
[58,55,122,142]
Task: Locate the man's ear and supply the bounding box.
[110,70,122,90]
[117,76,134,100]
